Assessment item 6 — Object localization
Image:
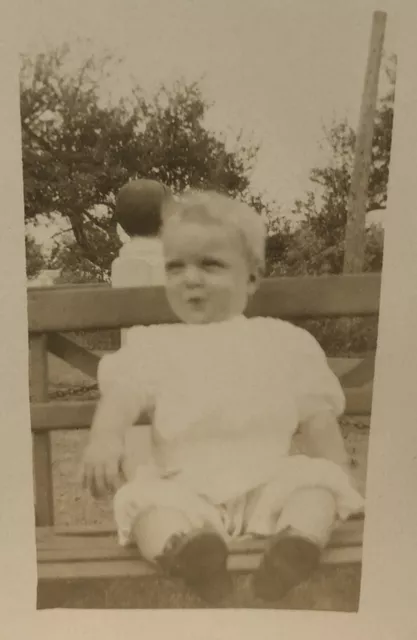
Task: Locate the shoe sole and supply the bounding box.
[174,531,232,604]
[253,535,321,602]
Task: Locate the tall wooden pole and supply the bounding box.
[343,11,387,274]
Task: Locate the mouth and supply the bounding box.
[186,296,205,307]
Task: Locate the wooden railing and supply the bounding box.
[29,273,381,528]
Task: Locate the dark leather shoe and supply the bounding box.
[157,529,233,605]
[252,528,321,602]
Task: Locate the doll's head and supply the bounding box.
[115,179,172,238]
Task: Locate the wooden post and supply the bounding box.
[343,11,387,273]
[31,334,54,526]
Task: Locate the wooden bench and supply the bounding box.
[29,273,380,583]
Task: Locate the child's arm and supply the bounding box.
[299,409,351,476]
[81,327,153,497]
[81,391,138,497]
[284,323,351,475]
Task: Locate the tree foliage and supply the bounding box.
[22,45,395,283]
[268,56,395,276]
[21,44,271,281]
[25,234,45,279]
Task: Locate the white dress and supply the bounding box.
[98,315,364,546]
[110,237,166,461]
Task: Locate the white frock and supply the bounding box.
[97,315,364,545]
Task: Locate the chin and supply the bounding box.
[186,314,209,325]
[174,309,207,324]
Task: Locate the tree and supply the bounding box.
[269,56,395,276]
[25,234,45,279]
[265,58,396,357]
[48,219,121,283]
[21,44,273,281]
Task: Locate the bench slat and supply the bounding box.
[36,517,363,581]
[340,352,376,388]
[28,274,381,333]
[31,335,54,526]
[31,400,149,430]
[37,539,364,564]
[48,333,100,379]
[228,546,362,572]
[38,546,363,581]
[37,534,364,563]
[37,547,362,582]
[38,560,157,581]
[37,517,364,553]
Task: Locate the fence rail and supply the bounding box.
[28,273,381,333]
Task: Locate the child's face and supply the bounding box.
[162,218,259,324]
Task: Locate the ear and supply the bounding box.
[248,269,261,295]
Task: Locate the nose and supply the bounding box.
[183,264,203,287]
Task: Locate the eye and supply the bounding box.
[201,258,226,270]
[165,260,184,273]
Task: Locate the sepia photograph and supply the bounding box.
[22,1,396,612]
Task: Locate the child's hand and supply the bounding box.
[81,433,125,498]
[343,463,361,494]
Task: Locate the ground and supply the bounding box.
[36,353,370,611]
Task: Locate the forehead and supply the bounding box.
[162,218,243,255]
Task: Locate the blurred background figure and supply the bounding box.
[111,178,172,474]
[112,178,172,298]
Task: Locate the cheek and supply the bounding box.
[207,274,246,310]
[205,272,235,294]
[165,278,182,304]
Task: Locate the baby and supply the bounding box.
[82,191,364,604]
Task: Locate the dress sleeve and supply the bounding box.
[97,326,157,420]
[285,324,346,422]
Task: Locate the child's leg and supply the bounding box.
[132,506,233,604]
[253,487,337,601]
[276,486,337,547]
[132,507,193,562]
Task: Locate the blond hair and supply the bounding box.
[161,190,266,273]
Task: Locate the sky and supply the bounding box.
[18,0,396,249]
